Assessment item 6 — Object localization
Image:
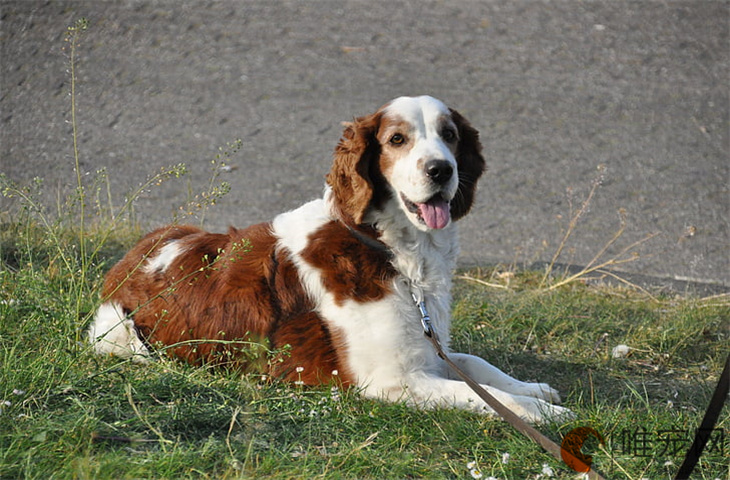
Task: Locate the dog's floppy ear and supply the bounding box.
[327,112,382,225]
[449,108,486,221]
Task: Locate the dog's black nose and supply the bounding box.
[425,160,454,185]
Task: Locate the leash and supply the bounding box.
[674,352,730,480]
[412,291,608,480]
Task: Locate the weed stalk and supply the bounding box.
[66,18,89,343]
[539,165,606,288]
[538,165,657,292]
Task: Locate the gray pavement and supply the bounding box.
[1,1,728,291]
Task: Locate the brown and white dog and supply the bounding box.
[88,96,570,423]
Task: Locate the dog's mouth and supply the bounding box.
[401,193,451,230]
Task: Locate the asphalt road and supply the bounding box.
[2,1,728,291]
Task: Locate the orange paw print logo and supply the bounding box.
[561,427,604,472]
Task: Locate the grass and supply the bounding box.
[1,17,728,480]
[1,221,728,479]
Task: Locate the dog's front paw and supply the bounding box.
[514,381,562,404]
[480,389,575,425]
[520,398,575,425]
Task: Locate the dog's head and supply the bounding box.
[327,96,486,231]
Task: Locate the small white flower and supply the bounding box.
[295,366,304,373]
[663,460,675,467]
[467,461,483,479]
[541,463,554,477]
[12,389,25,396]
[330,386,341,402]
[501,452,510,464]
[331,369,338,376]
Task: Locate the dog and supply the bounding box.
[88,95,570,423]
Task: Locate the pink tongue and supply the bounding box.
[417,198,451,229]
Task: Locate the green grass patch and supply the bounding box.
[1,225,728,479]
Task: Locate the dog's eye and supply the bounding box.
[389,133,405,145]
[441,128,457,143]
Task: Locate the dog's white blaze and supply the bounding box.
[384,96,450,134]
[386,96,457,168]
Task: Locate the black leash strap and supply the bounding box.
[674,352,730,480]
